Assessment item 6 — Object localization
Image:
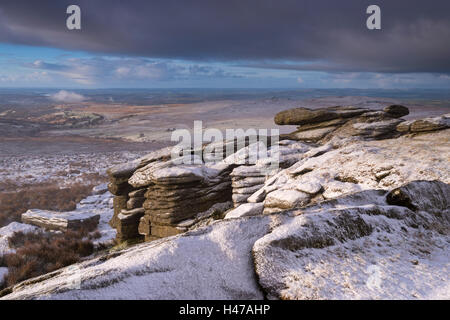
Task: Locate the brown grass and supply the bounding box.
[0,227,96,288]
[0,182,97,227]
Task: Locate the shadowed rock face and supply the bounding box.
[269,210,373,251]
[383,105,409,118]
[387,180,450,214]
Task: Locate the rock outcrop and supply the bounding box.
[106,147,172,241]
[396,114,450,134]
[1,104,449,299]
[253,180,450,299]
[108,137,277,242]
[21,209,100,232]
[2,180,448,300]
[277,105,411,143]
[136,161,233,240]
[15,186,116,247]
[104,105,450,244]
[245,128,449,214]
[229,140,308,207]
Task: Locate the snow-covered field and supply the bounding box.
[0,151,148,189]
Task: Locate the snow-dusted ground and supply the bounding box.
[0,151,148,189]
[0,222,38,256]
[76,188,116,247]
[253,183,450,299]
[1,216,273,299]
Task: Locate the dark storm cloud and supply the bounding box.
[0,0,449,73]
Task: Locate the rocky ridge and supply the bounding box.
[1,179,448,299]
[1,104,449,299]
[105,104,449,244]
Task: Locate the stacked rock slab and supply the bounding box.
[396,114,450,134]
[276,105,409,143]
[119,136,278,242]
[129,157,233,241]
[106,147,173,242]
[22,209,100,232]
[224,141,272,207]
[107,134,306,241]
[106,161,140,241]
[231,166,268,207]
[120,188,148,240]
[230,140,311,207]
[127,188,146,210]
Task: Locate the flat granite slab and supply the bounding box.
[22,209,100,231]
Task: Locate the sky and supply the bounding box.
[0,0,449,89]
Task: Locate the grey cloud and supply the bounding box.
[0,0,449,73]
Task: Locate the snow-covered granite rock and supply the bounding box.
[5,109,446,299]
[22,209,100,232]
[2,180,447,300]
[16,189,116,248]
[396,114,450,133]
[225,203,264,219]
[1,216,274,299]
[248,129,450,213]
[253,180,450,299]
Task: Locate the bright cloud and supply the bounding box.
[49,90,86,103]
